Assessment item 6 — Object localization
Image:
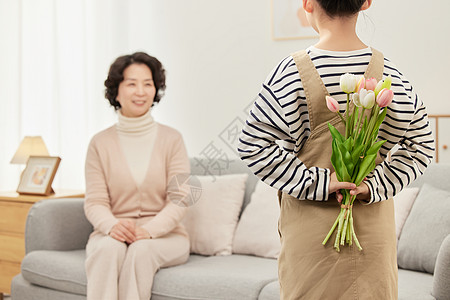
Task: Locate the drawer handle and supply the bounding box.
[443,144,448,150]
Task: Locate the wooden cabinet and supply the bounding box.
[429,115,450,163]
[0,190,84,297]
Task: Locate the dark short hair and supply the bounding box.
[316,0,366,17]
[104,52,166,110]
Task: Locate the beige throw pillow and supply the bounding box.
[393,187,420,240]
[232,181,281,258]
[182,173,248,256]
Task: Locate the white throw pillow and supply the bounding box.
[182,173,248,256]
[393,187,420,240]
[232,181,281,258]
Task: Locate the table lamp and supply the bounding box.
[10,136,50,164]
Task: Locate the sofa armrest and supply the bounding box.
[25,197,93,253]
[432,234,450,300]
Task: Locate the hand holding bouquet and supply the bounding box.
[322,73,394,252]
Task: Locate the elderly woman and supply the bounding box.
[84,52,190,300]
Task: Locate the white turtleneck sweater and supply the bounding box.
[116,109,157,186]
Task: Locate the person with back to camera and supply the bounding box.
[84,52,191,300]
[238,0,434,299]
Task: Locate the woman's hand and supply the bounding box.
[330,172,371,203]
[350,181,370,201]
[329,172,356,203]
[109,219,136,243]
[135,226,151,240]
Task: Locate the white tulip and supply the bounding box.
[340,73,357,94]
[359,89,375,109]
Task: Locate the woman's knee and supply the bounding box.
[126,240,155,258]
[125,235,189,267]
[87,235,127,260]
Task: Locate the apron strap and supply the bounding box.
[291,48,384,132]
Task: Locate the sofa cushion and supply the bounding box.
[398,183,450,274]
[409,163,450,193]
[394,187,419,240]
[183,173,248,255]
[432,234,450,300]
[12,274,86,300]
[398,269,434,300]
[152,254,278,300]
[190,158,259,213]
[258,280,280,300]
[233,180,281,258]
[21,249,86,295]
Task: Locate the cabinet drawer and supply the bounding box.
[0,201,32,234]
[0,233,25,262]
[0,260,20,294]
[438,118,450,163]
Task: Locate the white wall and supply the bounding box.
[0,0,449,191]
[126,0,450,156]
[134,0,309,156]
[358,0,450,114]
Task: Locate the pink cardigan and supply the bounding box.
[84,123,190,239]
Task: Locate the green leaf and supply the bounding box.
[366,140,387,156]
[331,140,344,182]
[337,140,352,164]
[362,116,368,130]
[333,140,346,180]
[336,141,352,181]
[351,163,361,182]
[351,144,364,166]
[328,123,344,143]
[369,108,387,143]
[354,153,377,185]
[343,137,353,151]
[355,126,365,145]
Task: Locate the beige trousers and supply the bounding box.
[85,230,189,300]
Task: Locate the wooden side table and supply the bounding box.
[0,190,84,298]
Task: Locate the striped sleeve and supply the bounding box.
[238,49,435,204]
[364,81,435,203]
[237,57,330,201]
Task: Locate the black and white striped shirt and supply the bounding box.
[238,46,435,204]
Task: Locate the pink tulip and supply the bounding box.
[326,96,339,112]
[365,78,378,91]
[376,88,394,107]
[355,75,365,92]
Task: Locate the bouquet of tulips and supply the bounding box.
[321,73,394,252]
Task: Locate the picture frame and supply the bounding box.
[17,156,61,195]
[271,0,318,41]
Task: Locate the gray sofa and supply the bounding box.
[11,160,450,300]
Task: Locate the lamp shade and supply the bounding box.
[10,136,50,164]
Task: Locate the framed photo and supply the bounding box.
[271,0,318,40]
[17,156,61,195]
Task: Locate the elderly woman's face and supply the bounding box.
[117,63,156,117]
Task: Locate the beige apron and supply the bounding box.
[278,49,397,300]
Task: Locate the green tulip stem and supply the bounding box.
[345,93,350,139]
[351,210,363,251]
[356,107,365,137]
[322,212,341,246]
[347,216,352,245]
[337,111,346,124]
[363,106,380,151]
[334,211,346,252]
[340,210,350,245]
